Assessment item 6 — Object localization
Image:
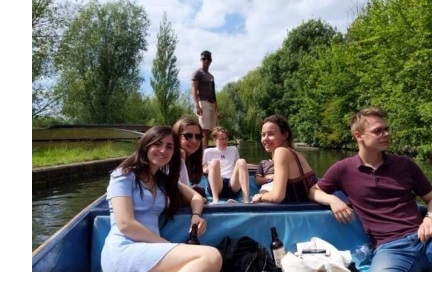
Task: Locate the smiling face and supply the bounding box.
[147,134,175,174]
[180,125,203,156]
[261,121,288,153]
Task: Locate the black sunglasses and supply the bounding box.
[201,57,212,62]
[182,133,203,141]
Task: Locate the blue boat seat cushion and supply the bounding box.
[91,208,372,272]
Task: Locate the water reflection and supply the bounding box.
[32,177,108,251]
[32,142,432,251]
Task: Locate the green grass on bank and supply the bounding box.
[32,139,220,168]
[32,141,136,168]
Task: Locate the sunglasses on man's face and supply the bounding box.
[182,133,203,141]
[201,58,212,62]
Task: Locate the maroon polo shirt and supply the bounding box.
[317,153,432,247]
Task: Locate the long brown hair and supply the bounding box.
[262,114,294,148]
[172,116,203,184]
[116,126,185,221]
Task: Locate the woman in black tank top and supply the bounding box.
[251,114,318,203]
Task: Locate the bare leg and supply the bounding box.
[230,159,250,203]
[151,244,222,272]
[208,159,223,203]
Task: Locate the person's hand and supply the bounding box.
[417,217,432,242]
[195,105,203,116]
[202,165,209,174]
[251,193,263,203]
[190,215,207,236]
[329,197,355,224]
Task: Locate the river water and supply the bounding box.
[32,141,432,251]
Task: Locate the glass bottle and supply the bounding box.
[270,226,286,270]
[186,224,200,245]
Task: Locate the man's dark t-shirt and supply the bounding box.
[192,68,216,103]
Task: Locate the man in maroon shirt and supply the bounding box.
[309,107,432,271]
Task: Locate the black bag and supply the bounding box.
[216,236,279,272]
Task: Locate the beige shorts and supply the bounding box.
[198,101,217,131]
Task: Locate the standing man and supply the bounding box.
[192,50,219,149]
[309,107,432,272]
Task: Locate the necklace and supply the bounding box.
[141,175,156,193]
[145,182,156,191]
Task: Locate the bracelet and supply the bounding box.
[191,213,201,218]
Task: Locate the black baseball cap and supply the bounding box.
[200,50,212,59]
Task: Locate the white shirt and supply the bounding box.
[202,146,239,179]
[179,158,190,186]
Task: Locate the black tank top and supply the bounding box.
[282,148,318,203]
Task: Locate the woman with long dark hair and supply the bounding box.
[101,126,222,272]
[251,114,318,203]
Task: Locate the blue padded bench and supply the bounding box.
[91,206,372,272]
[200,174,350,204]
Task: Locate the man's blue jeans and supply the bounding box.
[369,232,432,271]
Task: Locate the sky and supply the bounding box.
[134,0,368,94]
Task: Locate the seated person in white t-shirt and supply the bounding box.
[255,159,274,193]
[202,126,250,203]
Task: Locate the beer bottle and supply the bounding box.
[270,226,286,270]
[186,224,200,245]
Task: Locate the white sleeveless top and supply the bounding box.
[179,158,190,186]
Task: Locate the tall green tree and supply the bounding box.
[150,12,180,125]
[55,0,150,123]
[32,0,73,118]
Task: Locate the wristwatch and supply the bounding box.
[426,212,432,220]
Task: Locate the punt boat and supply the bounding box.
[32,171,427,272]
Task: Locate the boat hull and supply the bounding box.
[32,173,428,272]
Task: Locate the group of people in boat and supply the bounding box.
[100,107,432,272]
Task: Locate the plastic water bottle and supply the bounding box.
[352,243,372,267]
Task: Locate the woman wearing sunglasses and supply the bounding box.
[173,116,207,199]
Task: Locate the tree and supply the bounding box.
[54,0,150,123]
[32,0,74,118]
[150,12,180,125]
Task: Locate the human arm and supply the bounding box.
[202,149,209,174]
[111,196,170,243]
[251,147,289,203]
[191,80,202,116]
[179,183,207,236]
[202,164,209,174]
[255,161,272,186]
[255,174,270,186]
[308,184,355,224]
[255,171,274,187]
[417,190,432,242]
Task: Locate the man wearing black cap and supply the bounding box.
[191,50,219,149]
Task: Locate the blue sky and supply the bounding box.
[135,0,368,95]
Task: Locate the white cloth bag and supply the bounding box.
[281,237,352,272]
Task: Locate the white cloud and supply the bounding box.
[98,0,368,94]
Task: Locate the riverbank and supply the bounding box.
[32,157,126,190]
